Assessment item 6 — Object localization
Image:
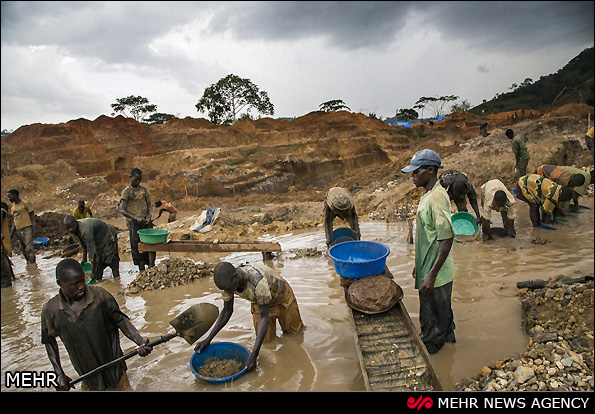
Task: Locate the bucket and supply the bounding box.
[190,342,250,384]
[451,212,479,236]
[82,262,92,273]
[328,241,390,279]
[137,228,169,244]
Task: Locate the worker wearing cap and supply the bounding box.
[324,187,361,247]
[402,149,455,354]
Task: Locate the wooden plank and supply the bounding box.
[342,267,444,391]
[349,303,443,391]
[138,240,281,253]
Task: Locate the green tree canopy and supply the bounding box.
[111,95,157,122]
[195,74,274,125]
[396,108,419,122]
[415,95,459,118]
[143,112,175,125]
[450,99,472,113]
[319,99,351,112]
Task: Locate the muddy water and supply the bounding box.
[1,198,593,392]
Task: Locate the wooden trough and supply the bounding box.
[340,269,444,391]
[138,240,281,260]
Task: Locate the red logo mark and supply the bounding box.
[407,395,433,410]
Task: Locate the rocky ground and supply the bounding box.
[457,277,594,391]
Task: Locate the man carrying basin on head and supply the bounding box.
[195,261,304,371]
[516,174,574,227]
[324,186,361,247]
[479,179,516,241]
[63,215,120,281]
[402,149,455,355]
[41,259,152,391]
[438,169,481,224]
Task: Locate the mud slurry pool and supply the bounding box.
[1,198,593,391]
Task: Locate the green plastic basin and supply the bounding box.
[451,212,479,236]
[137,228,169,244]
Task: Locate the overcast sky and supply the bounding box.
[1,1,593,131]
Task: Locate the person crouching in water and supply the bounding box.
[195,261,305,371]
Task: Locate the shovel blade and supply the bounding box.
[169,303,219,345]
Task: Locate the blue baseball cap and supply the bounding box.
[401,149,443,173]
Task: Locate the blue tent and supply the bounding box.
[396,121,411,128]
[434,115,446,122]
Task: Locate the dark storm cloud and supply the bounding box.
[2,2,592,61]
[206,1,415,49]
[422,1,594,53]
[0,1,204,64]
[206,1,593,52]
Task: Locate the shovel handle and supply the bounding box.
[69,332,177,386]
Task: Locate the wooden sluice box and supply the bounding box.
[340,269,444,391]
[138,240,281,260]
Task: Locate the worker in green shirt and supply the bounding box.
[505,129,530,180]
[402,149,456,354]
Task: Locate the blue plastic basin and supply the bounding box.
[33,237,49,247]
[330,227,357,245]
[328,241,390,279]
[190,342,250,384]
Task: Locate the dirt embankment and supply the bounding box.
[2,104,593,250]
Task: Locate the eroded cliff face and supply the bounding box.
[1,104,593,222]
[1,111,399,203]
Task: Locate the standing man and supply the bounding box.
[120,168,155,272]
[479,179,516,241]
[72,200,93,220]
[516,174,574,227]
[195,261,305,371]
[41,259,152,391]
[63,215,120,281]
[505,129,530,180]
[6,189,36,264]
[401,149,456,354]
[324,187,361,247]
[1,202,15,288]
[438,169,481,223]
[154,199,178,223]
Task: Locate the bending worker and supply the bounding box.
[516,174,573,227]
[535,165,592,212]
[195,261,304,371]
[438,169,481,223]
[324,186,361,247]
[63,215,120,281]
[479,179,516,241]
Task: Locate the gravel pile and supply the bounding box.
[457,278,594,391]
[126,257,214,293]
